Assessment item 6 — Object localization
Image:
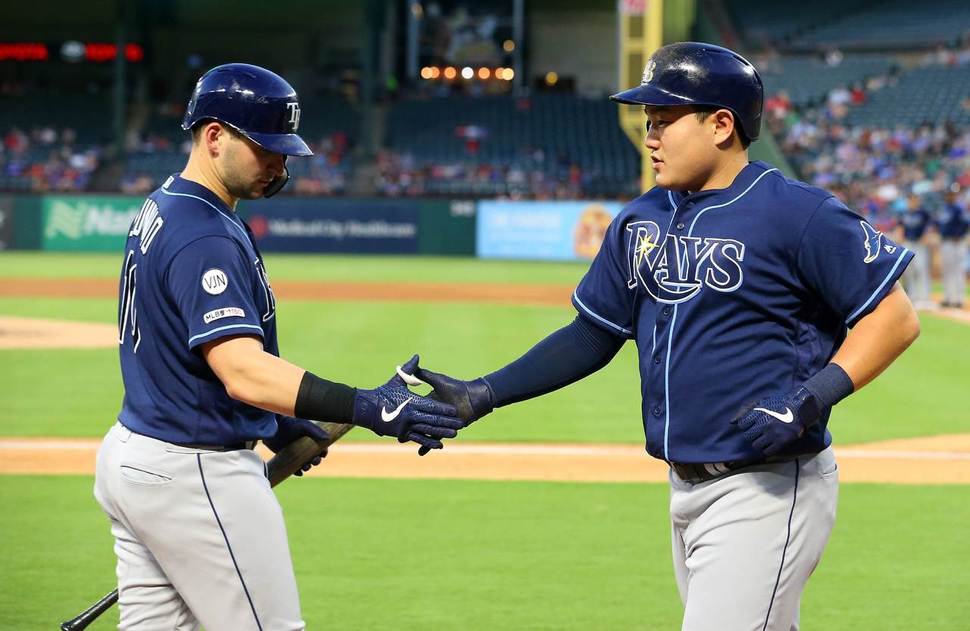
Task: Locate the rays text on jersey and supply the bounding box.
[625,220,745,304]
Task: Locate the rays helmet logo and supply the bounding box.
[625,220,746,304]
[642,59,657,84]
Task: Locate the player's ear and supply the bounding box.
[201,122,226,157]
[711,109,737,147]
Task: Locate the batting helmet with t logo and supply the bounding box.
[611,42,764,143]
[182,63,312,196]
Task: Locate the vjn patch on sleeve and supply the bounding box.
[203,307,245,324]
[202,268,229,295]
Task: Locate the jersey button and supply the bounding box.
[662,306,672,316]
[652,405,663,417]
[676,222,685,230]
[654,356,662,364]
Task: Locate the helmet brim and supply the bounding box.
[609,83,698,107]
[246,131,313,157]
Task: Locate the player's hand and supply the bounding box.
[413,366,494,426]
[411,363,494,455]
[731,386,823,456]
[353,355,463,454]
[264,416,330,475]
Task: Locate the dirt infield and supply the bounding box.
[0,277,575,307]
[2,434,968,484]
[0,316,117,349]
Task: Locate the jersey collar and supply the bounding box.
[668,160,773,206]
[164,173,238,216]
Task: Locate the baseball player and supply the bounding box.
[415,43,920,630]
[895,193,933,308]
[936,190,968,308]
[93,63,462,630]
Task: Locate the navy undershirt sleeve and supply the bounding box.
[483,316,625,407]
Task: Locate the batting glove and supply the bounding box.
[731,386,823,457]
[353,355,463,454]
[264,416,330,475]
[411,364,494,456]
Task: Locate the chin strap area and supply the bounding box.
[263,161,290,198]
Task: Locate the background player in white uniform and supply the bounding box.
[412,43,921,630]
[94,63,462,630]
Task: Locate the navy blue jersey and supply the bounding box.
[573,162,913,463]
[936,204,969,240]
[117,174,280,445]
[898,209,930,241]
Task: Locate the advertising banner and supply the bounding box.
[0,195,13,250]
[42,195,143,251]
[476,200,621,261]
[241,198,421,254]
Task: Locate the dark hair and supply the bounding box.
[190,119,242,142]
[693,105,751,149]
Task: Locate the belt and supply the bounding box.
[669,455,801,484]
[172,440,257,451]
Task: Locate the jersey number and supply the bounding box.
[118,250,142,351]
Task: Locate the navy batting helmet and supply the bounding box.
[182,63,311,196]
[611,42,764,143]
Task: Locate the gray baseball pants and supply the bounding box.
[94,422,305,630]
[670,447,838,631]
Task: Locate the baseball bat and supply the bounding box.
[60,421,354,631]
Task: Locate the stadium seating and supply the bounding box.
[760,54,896,107]
[846,64,970,127]
[384,94,640,197]
[789,0,970,50]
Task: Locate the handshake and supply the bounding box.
[350,354,494,455]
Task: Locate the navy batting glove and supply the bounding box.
[731,386,823,457]
[413,367,494,426]
[264,416,330,475]
[353,355,463,451]
[412,365,494,456]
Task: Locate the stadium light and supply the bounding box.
[545,71,558,86]
[478,67,491,79]
[461,66,474,79]
[503,39,516,53]
[443,66,457,80]
[420,66,433,79]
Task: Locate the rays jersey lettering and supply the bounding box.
[625,220,745,304]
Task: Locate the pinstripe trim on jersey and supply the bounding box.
[845,247,911,325]
[197,454,263,630]
[158,187,250,241]
[188,323,264,347]
[572,292,633,336]
[762,459,800,631]
[663,168,778,461]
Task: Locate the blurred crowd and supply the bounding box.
[375,146,589,199]
[765,44,970,309]
[117,128,353,196]
[0,126,101,192]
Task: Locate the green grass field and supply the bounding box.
[1,251,968,629]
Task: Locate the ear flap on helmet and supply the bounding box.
[263,161,290,198]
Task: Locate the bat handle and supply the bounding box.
[61,588,118,630]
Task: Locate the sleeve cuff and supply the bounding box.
[187,323,265,348]
[571,292,634,338]
[845,248,914,327]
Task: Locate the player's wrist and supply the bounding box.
[802,363,854,409]
[470,377,496,418]
[294,371,356,423]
